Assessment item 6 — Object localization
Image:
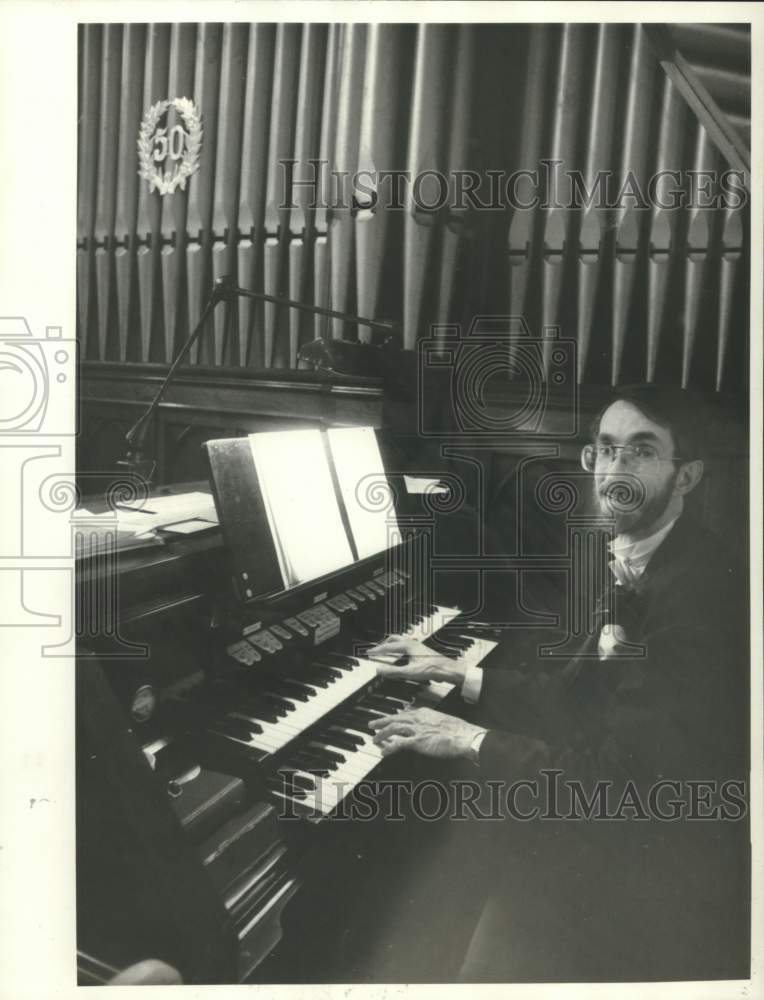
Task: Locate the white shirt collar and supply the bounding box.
[608,508,682,587]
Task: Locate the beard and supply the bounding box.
[594,470,677,535]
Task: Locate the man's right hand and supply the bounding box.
[364,636,467,685]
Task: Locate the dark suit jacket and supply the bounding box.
[460,514,750,981]
[476,513,748,786]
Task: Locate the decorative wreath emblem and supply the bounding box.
[137,97,203,196]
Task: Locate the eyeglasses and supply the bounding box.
[580,443,681,473]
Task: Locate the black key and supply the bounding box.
[436,633,472,651]
[245,696,288,718]
[241,694,284,713]
[383,693,414,707]
[315,651,357,669]
[340,711,376,732]
[364,694,401,712]
[380,681,420,698]
[291,752,334,777]
[299,755,340,775]
[314,665,341,680]
[367,696,409,714]
[282,676,321,696]
[289,753,332,778]
[290,747,323,764]
[261,693,296,713]
[303,666,334,684]
[322,728,363,751]
[270,695,298,712]
[308,742,346,765]
[349,703,384,717]
[426,637,459,659]
[338,721,371,738]
[326,660,356,672]
[211,717,257,741]
[354,703,387,721]
[297,673,330,689]
[274,680,312,702]
[239,705,281,725]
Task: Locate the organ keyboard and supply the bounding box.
[195,596,494,815]
[209,601,460,754]
[76,473,498,984]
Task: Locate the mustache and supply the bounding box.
[597,478,646,507]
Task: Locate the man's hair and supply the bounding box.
[588,384,708,462]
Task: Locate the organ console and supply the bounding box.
[76,425,500,984]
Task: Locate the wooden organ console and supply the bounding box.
[75,428,501,984]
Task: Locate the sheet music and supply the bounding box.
[248,429,354,587]
[327,427,399,560]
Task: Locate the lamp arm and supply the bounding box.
[119,274,398,482]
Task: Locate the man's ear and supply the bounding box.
[674,459,704,495]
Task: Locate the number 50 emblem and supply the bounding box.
[137,97,203,196]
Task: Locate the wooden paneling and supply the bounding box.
[78,361,384,484]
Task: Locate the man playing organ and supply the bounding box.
[367,384,749,981]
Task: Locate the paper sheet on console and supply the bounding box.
[72,491,218,537]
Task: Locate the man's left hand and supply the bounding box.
[369,707,485,759]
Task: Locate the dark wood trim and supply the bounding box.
[80,363,384,422]
[79,362,386,484]
[81,360,383,396]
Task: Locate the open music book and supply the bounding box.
[247,427,400,588]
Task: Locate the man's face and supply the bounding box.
[592,400,679,535]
